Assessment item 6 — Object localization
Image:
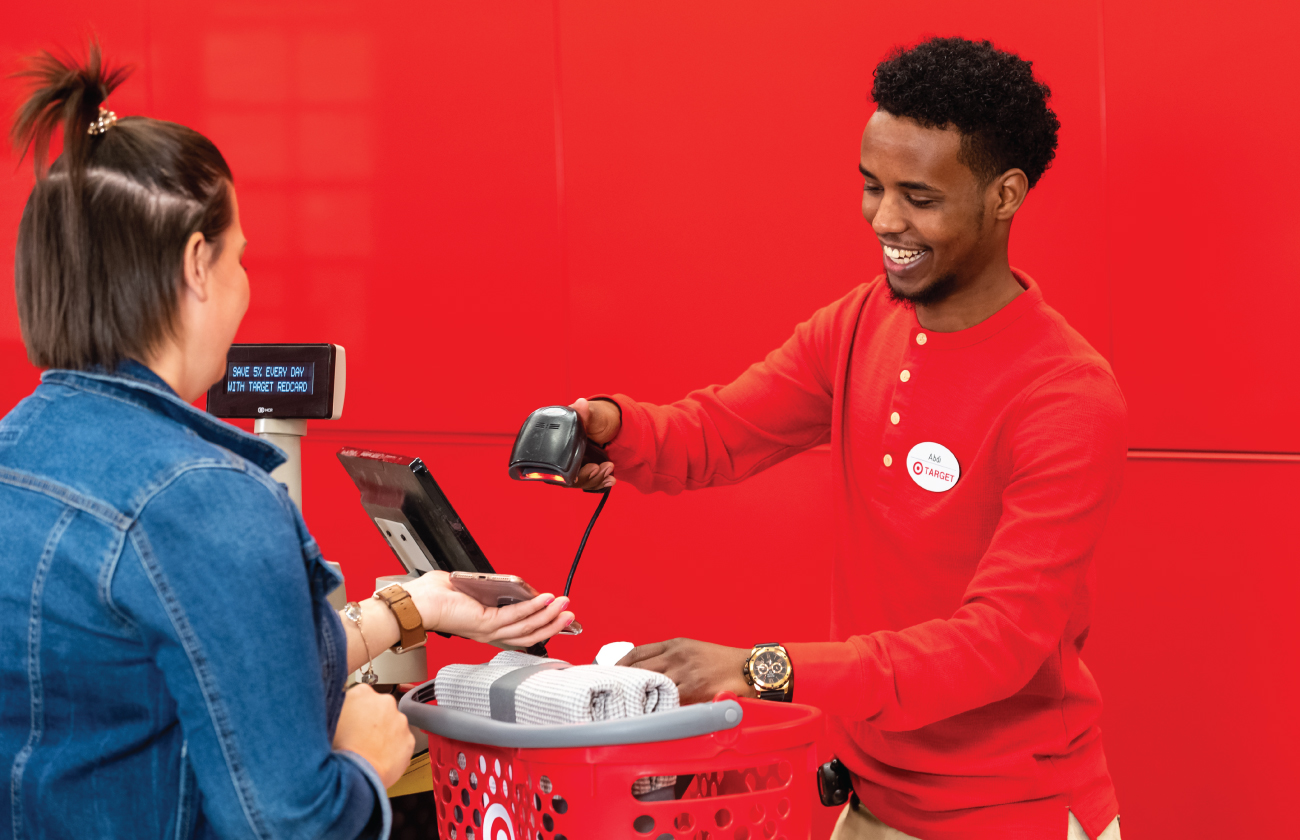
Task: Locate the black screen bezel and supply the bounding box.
[336,448,495,576]
[206,344,336,419]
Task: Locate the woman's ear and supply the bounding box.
[181,231,212,302]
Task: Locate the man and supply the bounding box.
[568,38,1125,840]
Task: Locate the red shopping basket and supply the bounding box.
[399,682,823,840]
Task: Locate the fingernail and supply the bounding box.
[564,616,575,627]
[544,595,556,605]
[556,597,570,610]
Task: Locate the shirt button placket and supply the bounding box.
[886,331,925,473]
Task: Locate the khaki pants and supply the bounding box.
[830,800,1122,840]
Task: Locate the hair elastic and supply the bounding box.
[88,106,117,135]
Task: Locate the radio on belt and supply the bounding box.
[205,344,346,513]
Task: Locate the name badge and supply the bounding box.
[906,442,960,492]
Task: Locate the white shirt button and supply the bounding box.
[916,333,927,345]
[883,454,893,467]
[890,412,900,425]
[900,370,911,382]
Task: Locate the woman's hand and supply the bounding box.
[403,571,576,648]
[332,685,414,789]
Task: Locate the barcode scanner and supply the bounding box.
[508,405,612,601]
[508,405,609,490]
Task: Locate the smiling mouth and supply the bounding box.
[883,244,927,265]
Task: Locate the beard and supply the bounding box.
[886,267,960,307]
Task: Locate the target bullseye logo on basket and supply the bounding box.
[484,803,513,840]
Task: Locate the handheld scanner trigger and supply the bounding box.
[582,437,608,466]
[508,405,607,488]
[576,436,609,493]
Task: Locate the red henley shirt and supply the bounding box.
[601,271,1127,839]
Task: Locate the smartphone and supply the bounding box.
[448,572,582,635]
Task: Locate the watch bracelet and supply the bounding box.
[746,642,793,700]
[342,601,379,685]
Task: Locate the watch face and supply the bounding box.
[752,649,789,689]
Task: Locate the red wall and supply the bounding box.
[3,2,1298,837]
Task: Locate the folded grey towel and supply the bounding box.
[434,651,680,797]
[597,664,679,716]
[512,665,622,725]
[434,651,680,726]
[432,651,542,720]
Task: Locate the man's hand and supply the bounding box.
[570,397,621,491]
[617,638,757,705]
[571,397,621,444]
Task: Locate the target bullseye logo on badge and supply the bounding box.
[906,442,960,492]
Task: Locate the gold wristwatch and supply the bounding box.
[373,585,427,654]
[743,642,793,702]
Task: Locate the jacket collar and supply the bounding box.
[41,360,287,474]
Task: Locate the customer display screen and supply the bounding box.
[206,344,343,420]
[225,362,315,395]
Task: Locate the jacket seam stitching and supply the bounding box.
[175,739,193,840]
[130,525,271,839]
[0,467,129,529]
[98,529,138,633]
[9,506,78,840]
[126,457,250,519]
[319,612,343,734]
[131,460,298,531]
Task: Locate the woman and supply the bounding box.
[0,47,575,839]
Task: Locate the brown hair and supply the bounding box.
[10,42,234,371]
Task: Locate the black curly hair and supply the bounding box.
[872,37,1060,188]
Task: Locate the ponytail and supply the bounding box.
[11,41,130,181]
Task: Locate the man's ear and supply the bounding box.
[181,231,211,302]
[991,168,1029,221]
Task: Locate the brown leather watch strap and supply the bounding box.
[373,585,427,653]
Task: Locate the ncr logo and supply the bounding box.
[258,406,274,414]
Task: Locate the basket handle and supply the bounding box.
[398,680,744,749]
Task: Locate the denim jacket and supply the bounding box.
[0,362,391,839]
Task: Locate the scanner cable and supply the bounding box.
[565,487,610,598]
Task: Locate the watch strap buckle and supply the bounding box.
[373,584,428,654]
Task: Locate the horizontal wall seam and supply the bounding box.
[298,432,1300,463]
[301,429,517,447]
[1126,449,1300,463]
